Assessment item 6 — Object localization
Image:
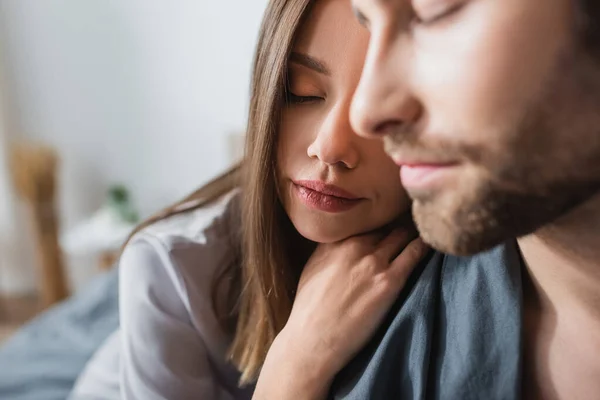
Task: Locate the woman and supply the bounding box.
[70,0,427,399]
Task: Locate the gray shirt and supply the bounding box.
[331,243,523,399]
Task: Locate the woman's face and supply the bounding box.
[277,0,409,244]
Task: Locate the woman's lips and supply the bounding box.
[292,180,364,213]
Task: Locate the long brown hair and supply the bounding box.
[232,0,315,384]
[125,0,315,385]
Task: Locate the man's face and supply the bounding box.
[350,0,600,255]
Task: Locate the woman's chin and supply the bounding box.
[291,220,362,244]
[285,203,403,244]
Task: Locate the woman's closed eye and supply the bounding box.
[286,69,326,106]
[287,92,324,105]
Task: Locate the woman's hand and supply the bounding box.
[252,228,430,400]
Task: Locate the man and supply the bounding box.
[332,1,600,399]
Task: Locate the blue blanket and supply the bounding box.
[0,268,119,400]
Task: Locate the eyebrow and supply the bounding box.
[289,52,331,76]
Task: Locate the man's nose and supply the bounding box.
[350,33,421,139]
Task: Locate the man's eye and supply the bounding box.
[412,1,464,26]
[286,93,323,105]
[353,7,369,29]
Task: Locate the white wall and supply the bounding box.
[0,0,267,292]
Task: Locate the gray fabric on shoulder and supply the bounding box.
[332,243,523,400]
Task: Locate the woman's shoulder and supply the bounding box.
[138,188,241,250]
[119,189,241,311]
[117,190,245,393]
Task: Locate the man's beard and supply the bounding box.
[389,47,600,256]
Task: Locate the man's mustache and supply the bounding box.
[381,125,471,164]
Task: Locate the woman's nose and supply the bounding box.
[307,105,360,169]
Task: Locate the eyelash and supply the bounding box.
[286,93,323,105]
[412,2,464,26]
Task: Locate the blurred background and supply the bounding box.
[0,0,268,335]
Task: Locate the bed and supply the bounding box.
[0,267,119,400]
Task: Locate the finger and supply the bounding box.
[374,228,417,262]
[387,237,430,284]
[345,216,411,249]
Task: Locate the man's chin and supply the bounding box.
[411,198,515,257]
[410,181,598,256]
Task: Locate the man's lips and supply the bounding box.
[392,159,459,191]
